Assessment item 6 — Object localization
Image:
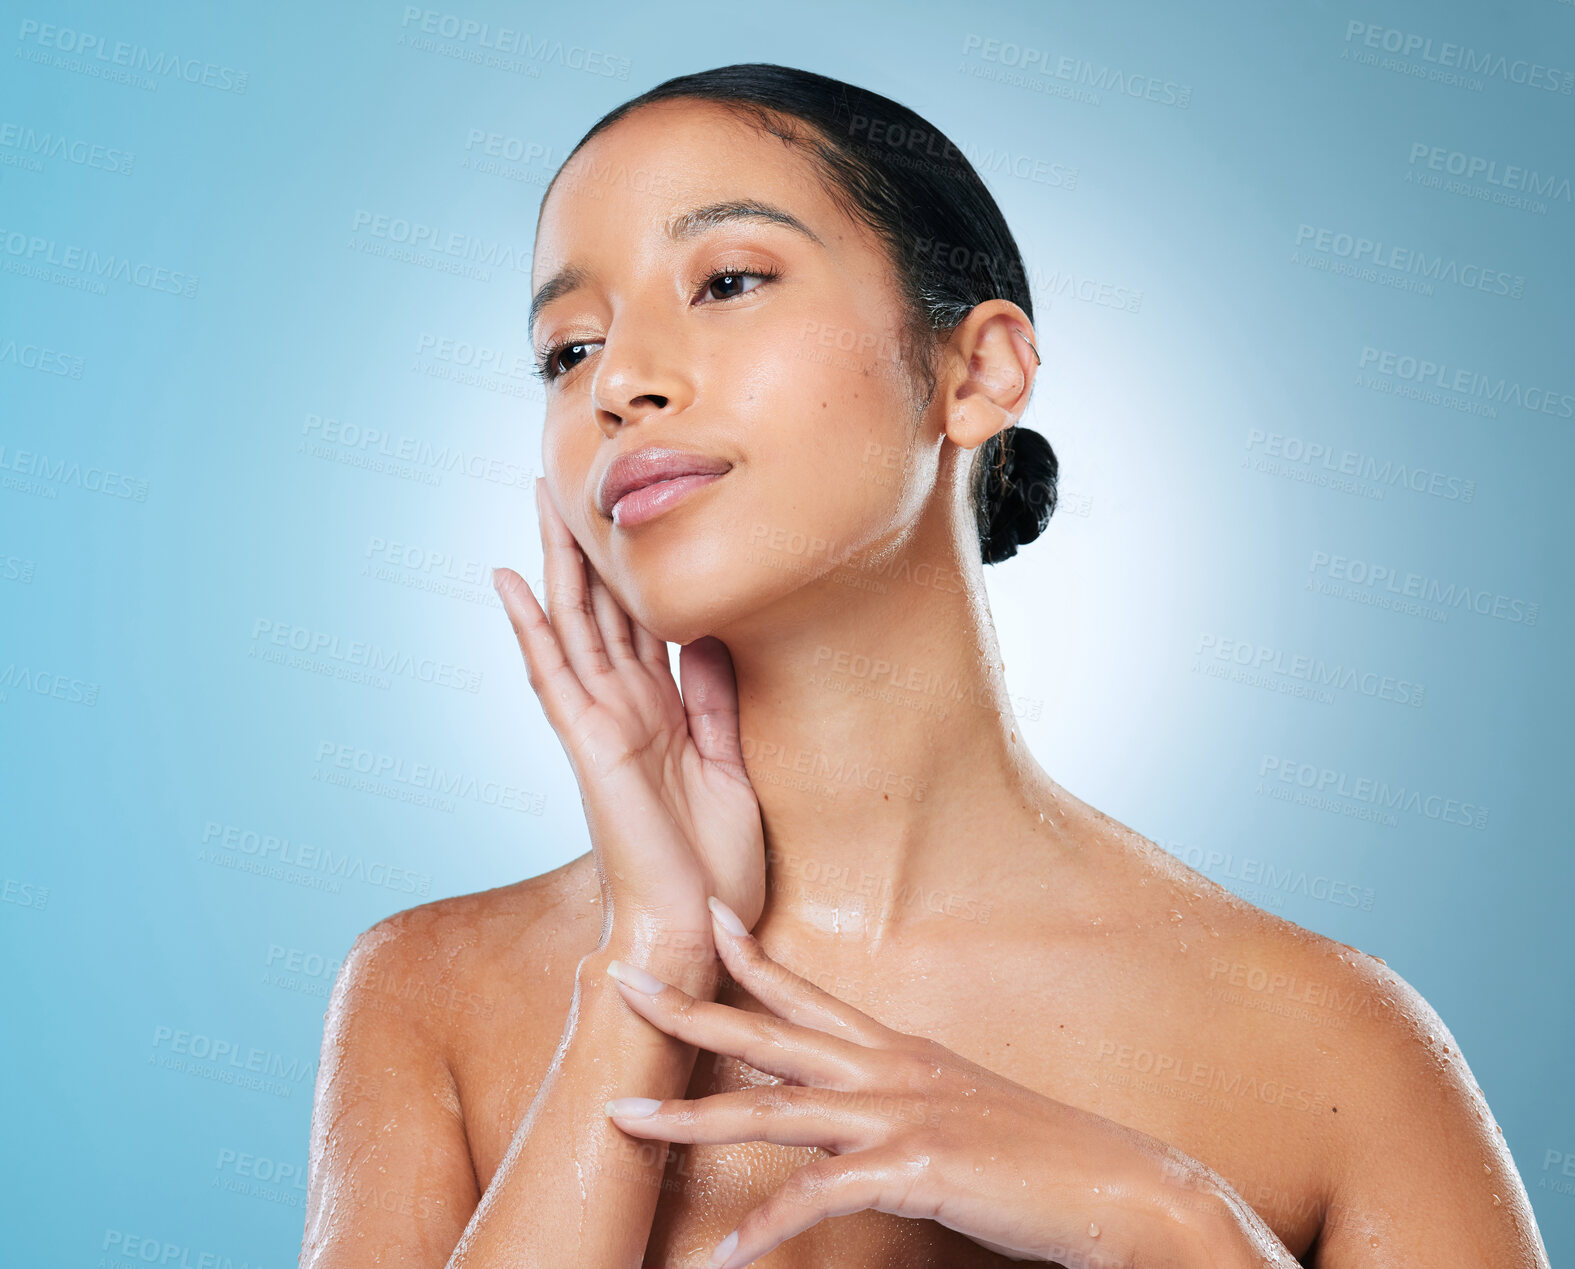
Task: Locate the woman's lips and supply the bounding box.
[611,471,728,528]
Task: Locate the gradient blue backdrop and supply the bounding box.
[2,0,1571,1264]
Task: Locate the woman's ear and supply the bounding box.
[935,301,1040,452]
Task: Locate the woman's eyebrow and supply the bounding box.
[665,199,824,246]
[530,200,823,342]
[530,264,590,344]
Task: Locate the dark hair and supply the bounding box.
[548,63,1058,565]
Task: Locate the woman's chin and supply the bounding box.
[619,567,786,649]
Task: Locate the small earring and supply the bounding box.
[1014,328,1041,365]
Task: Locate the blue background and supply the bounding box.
[2,0,1571,1263]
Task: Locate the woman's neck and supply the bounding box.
[711,515,1070,949]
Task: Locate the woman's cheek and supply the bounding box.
[748,405,914,572]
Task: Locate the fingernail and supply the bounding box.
[708,1230,739,1268]
[491,567,504,591]
[605,1096,663,1118]
[606,959,666,995]
[708,895,748,938]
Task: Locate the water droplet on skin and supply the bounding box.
[1088,1222,1100,1238]
[1370,1237,1380,1248]
[1492,1194,1501,1206]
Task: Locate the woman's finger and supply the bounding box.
[606,961,873,1089]
[630,618,669,673]
[678,638,745,770]
[583,556,637,664]
[604,1085,892,1154]
[535,476,614,684]
[708,899,893,1048]
[708,1153,909,1269]
[491,566,594,736]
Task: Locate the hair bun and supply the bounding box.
[979,426,1058,564]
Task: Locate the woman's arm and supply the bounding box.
[300,915,481,1266]
[1298,967,1550,1269]
[300,911,720,1269]
[448,927,720,1267]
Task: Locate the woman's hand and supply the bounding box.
[492,478,766,941]
[601,897,1274,1269]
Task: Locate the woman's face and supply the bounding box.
[530,98,946,646]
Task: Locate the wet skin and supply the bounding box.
[300,98,1548,1269]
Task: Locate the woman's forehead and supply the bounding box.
[533,102,843,265]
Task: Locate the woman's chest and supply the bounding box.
[639,1048,1016,1269]
[459,957,1331,1266]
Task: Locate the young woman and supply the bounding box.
[300,64,1549,1269]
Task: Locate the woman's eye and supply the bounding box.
[550,342,595,377]
[702,271,769,302]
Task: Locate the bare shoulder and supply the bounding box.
[302,855,605,1265]
[328,851,604,1051]
[1108,825,1546,1264]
